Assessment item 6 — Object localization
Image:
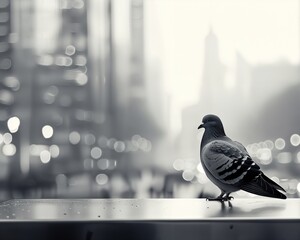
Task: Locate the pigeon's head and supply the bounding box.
[198,114,225,135]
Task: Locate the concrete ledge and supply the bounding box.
[0,199,299,240]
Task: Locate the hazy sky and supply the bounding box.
[33,0,300,133]
[145,0,299,132]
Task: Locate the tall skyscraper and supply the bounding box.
[177,28,226,168]
[200,27,225,112]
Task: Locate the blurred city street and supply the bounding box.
[0,0,299,200]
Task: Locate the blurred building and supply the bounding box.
[30,0,93,175]
[176,29,226,165]
[172,29,228,197]
[235,56,300,143]
[0,0,25,198]
[0,0,170,199]
[200,27,226,112]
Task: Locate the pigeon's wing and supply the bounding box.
[201,140,261,187]
[234,141,248,154]
[219,141,285,192]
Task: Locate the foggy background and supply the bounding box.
[0,0,299,200]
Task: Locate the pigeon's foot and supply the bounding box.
[223,195,234,201]
[206,193,234,202]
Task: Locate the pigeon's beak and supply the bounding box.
[198,124,204,129]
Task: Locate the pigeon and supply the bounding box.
[198,114,286,201]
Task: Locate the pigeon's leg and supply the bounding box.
[223,193,234,201]
[206,191,226,201]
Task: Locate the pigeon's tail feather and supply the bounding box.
[261,173,286,192]
[241,175,286,199]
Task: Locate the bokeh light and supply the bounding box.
[182,170,194,182]
[90,147,102,159]
[40,150,51,164]
[97,159,109,170]
[290,134,300,146]
[7,116,20,133]
[2,144,16,156]
[96,173,108,185]
[3,133,12,144]
[173,159,184,171]
[275,138,285,150]
[65,45,76,56]
[264,140,274,150]
[69,131,81,145]
[42,125,54,139]
[50,145,60,158]
[256,148,272,165]
[3,76,20,91]
[76,73,88,85]
[114,141,126,153]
